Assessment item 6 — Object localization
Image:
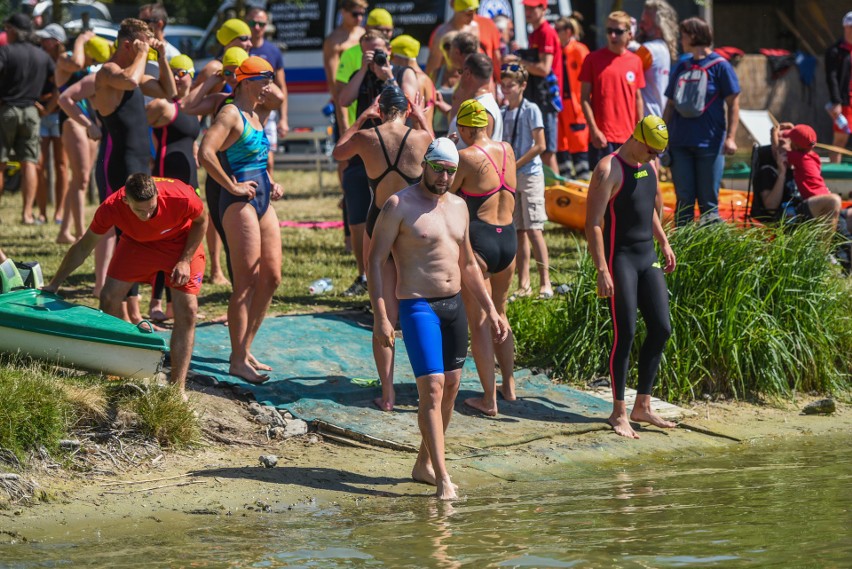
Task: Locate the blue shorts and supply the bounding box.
[399,292,468,378]
[40,112,60,138]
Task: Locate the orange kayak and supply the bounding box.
[545,180,751,230]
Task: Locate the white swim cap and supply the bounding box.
[424,137,459,165]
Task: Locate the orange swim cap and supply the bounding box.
[235,56,274,84]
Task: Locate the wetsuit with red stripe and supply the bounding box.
[458,143,517,274]
[604,154,672,402]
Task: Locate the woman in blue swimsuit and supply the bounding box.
[451,99,519,417]
[199,56,283,384]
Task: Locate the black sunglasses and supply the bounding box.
[606,27,627,36]
[248,20,267,27]
[350,10,366,17]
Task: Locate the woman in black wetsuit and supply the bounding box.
[585,115,677,440]
[450,99,518,417]
[145,54,202,321]
[332,85,433,412]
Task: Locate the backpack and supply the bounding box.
[673,56,724,118]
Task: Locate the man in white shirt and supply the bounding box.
[448,53,502,147]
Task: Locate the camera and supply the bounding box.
[373,50,388,67]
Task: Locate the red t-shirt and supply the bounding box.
[579,47,645,143]
[90,177,204,246]
[528,20,563,98]
[787,150,830,199]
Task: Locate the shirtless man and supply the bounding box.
[44,174,207,402]
[92,18,177,323]
[368,138,508,499]
[323,0,367,131]
[426,0,480,79]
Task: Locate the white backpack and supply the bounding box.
[673,56,724,118]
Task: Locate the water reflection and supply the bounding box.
[1,436,850,567]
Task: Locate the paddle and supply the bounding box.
[815,142,852,158]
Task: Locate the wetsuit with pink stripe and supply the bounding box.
[604,154,671,402]
[96,88,150,201]
[153,101,200,189]
[458,143,517,274]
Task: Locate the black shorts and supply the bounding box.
[342,158,371,226]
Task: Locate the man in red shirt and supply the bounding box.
[44,174,208,400]
[782,123,848,230]
[580,10,645,168]
[519,0,563,172]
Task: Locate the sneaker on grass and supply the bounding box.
[343,275,368,296]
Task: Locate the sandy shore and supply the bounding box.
[2,379,849,539]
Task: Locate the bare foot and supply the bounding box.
[210,314,229,325]
[247,354,272,371]
[229,361,270,384]
[464,396,498,417]
[56,232,76,244]
[180,390,189,403]
[373,396,394,412]
[210,273,231,286]
[630,409,677,429]
[412,460,436,486]
[435,476,458,500]
[608,413,640,439]
[497,381,516,401]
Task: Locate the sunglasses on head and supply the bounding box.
[502,63,522,72]
[173,69,193,79]
[426,161,457,175]
[248,20,267,27]
[606,27,627,36]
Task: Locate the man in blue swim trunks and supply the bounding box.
[368,138,509,500]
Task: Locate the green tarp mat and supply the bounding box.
[185,313,612,453]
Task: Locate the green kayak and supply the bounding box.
[0,288,166,379]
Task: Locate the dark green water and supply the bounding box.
[2,435,850,568]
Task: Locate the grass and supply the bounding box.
[509,221,852,402]
[0,357,198,460]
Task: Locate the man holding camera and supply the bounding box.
[336,30,418,297]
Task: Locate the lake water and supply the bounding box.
[2,435,850,568]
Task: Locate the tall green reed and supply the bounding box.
[509,222,852,401]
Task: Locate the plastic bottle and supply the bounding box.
[308,278,333,295]
[825,102,851,134]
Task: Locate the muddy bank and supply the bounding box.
[2,380,849,539]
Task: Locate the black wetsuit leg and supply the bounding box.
[206,176,232,282]
[608,245,671,401]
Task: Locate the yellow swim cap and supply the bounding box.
[222,47,249,69]
[633,115,669,151]
[84,35,113,63]
[366,8,393,28]
[390,35,420,59]
[216,18,251,46]
[454,0,480,12]
[457,99,488,128]
[169,54,195,76]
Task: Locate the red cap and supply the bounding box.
[786,124,817,150]
[522,0,547,7]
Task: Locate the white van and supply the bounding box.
[194,0,576,130]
